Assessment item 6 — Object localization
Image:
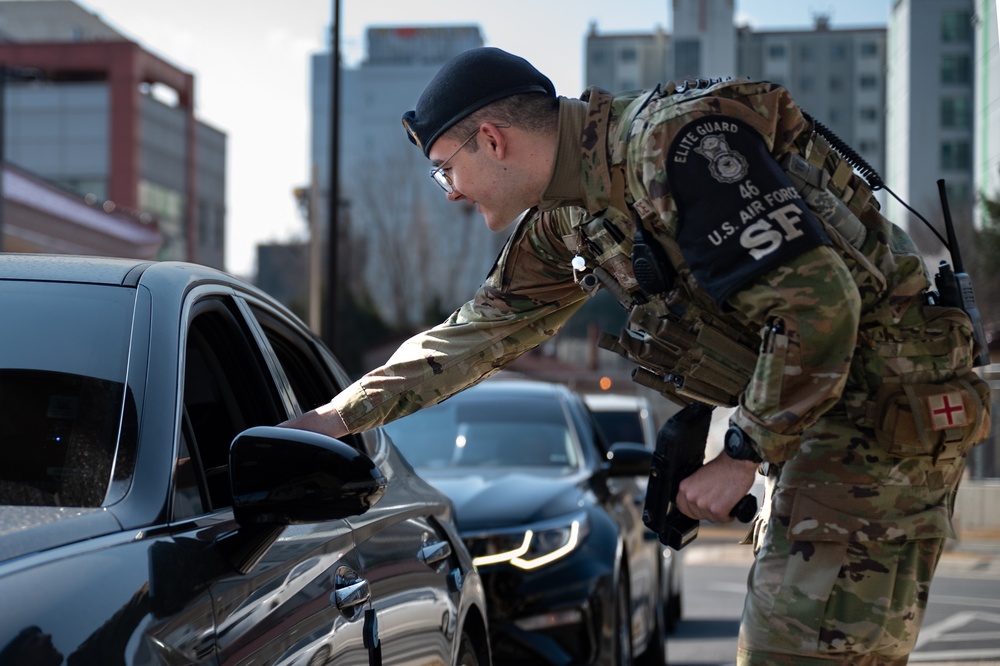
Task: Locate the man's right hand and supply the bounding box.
[278,404,350,440]
[676,452,757,523]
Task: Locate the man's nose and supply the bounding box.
[446,189,465,202]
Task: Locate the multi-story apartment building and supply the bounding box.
[585,22,671,92]
[737,16,888,189]
[586,3,887,186]
[973,0,999,216]
[885,0,977,260]
[0,0,227,268]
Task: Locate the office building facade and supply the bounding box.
[671,0,735,80]
[0,1,226,268]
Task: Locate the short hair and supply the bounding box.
[448,93,560,152]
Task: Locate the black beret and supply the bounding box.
[402,47,555,157]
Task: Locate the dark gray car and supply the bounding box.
[384,377,671,666]
[0,254,490,666]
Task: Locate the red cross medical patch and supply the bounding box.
[927,391,968,430]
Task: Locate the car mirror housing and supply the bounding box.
[605,442,653,477]
[230,426,387,526]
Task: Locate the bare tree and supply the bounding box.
[344,146,505,328]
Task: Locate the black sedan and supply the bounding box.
[0,254,490,665]
[383,377,670,666]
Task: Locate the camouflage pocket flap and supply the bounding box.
[785,486,953,543]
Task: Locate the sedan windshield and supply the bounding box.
[0,282,134,507]
[384,394,582,470]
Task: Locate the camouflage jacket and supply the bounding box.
[330,79,985,539]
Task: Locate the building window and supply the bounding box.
[940,141,971,170]
[859,107,878,122]
[798,77,815,92]
[620,47,637,63]
[674,39,700,79]
[941,10,972,42]
[858,140,878,153]
[940,97,972,128]
[860,42,878,57]
[800,44,815,61]
[199,203,211,245]
[768,43,786,59]
[830,75,843,92]
[859,74,878,89]
[944,180,970,207]
[590,49,608,66]
[941,54,972,84]
[830,43,847,60]
[215,207,224,249]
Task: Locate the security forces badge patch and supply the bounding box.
[666,115,831,305]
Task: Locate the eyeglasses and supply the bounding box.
[429,123,510,194]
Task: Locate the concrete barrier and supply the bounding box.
[953,479,1000,533]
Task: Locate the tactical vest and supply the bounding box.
[566,81,990,460]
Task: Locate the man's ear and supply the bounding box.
[480,122,508,159]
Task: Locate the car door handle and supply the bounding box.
[332,576,371,611]
[418,540,452,566]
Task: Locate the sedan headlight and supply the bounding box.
[465,512,590,570]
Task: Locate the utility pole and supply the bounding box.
[324,0,341,355]
[309,164,321,332]
[0,65,7,252]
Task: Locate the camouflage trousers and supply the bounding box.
[736,434,952,665]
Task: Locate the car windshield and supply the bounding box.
[0,282,134,507]
[590,410,645,447]
[385,393,582,470]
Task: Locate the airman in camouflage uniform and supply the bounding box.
[284,48,991,664]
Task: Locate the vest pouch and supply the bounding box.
[873,370,991,461]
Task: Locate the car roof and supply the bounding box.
[0,253,154,286]
[472,375,573,399]
[0,254,270,297]
[582,392,651,411]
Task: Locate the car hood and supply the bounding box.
[0,506,122,564]
[417,467,590,531]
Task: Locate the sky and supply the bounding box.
[69,0,893,278]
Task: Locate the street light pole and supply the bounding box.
[324,0,341,355]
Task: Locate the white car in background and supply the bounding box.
[582,393,658,452]
[582,392,684,631]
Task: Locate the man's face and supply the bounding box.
[428,125,533,233]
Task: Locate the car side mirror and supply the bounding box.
[229,426,387,526]
[605,442,653,477]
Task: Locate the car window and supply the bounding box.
[243,302,381,457]
[591,410,645,447]
[0,282,133,507]
[247,305,338,413]
[176,298,283,516]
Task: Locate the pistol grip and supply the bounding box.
[731,494,758,523]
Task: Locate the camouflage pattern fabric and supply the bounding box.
[739,412,956,663]
[328,206,592,429]
[328,77,988,663]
